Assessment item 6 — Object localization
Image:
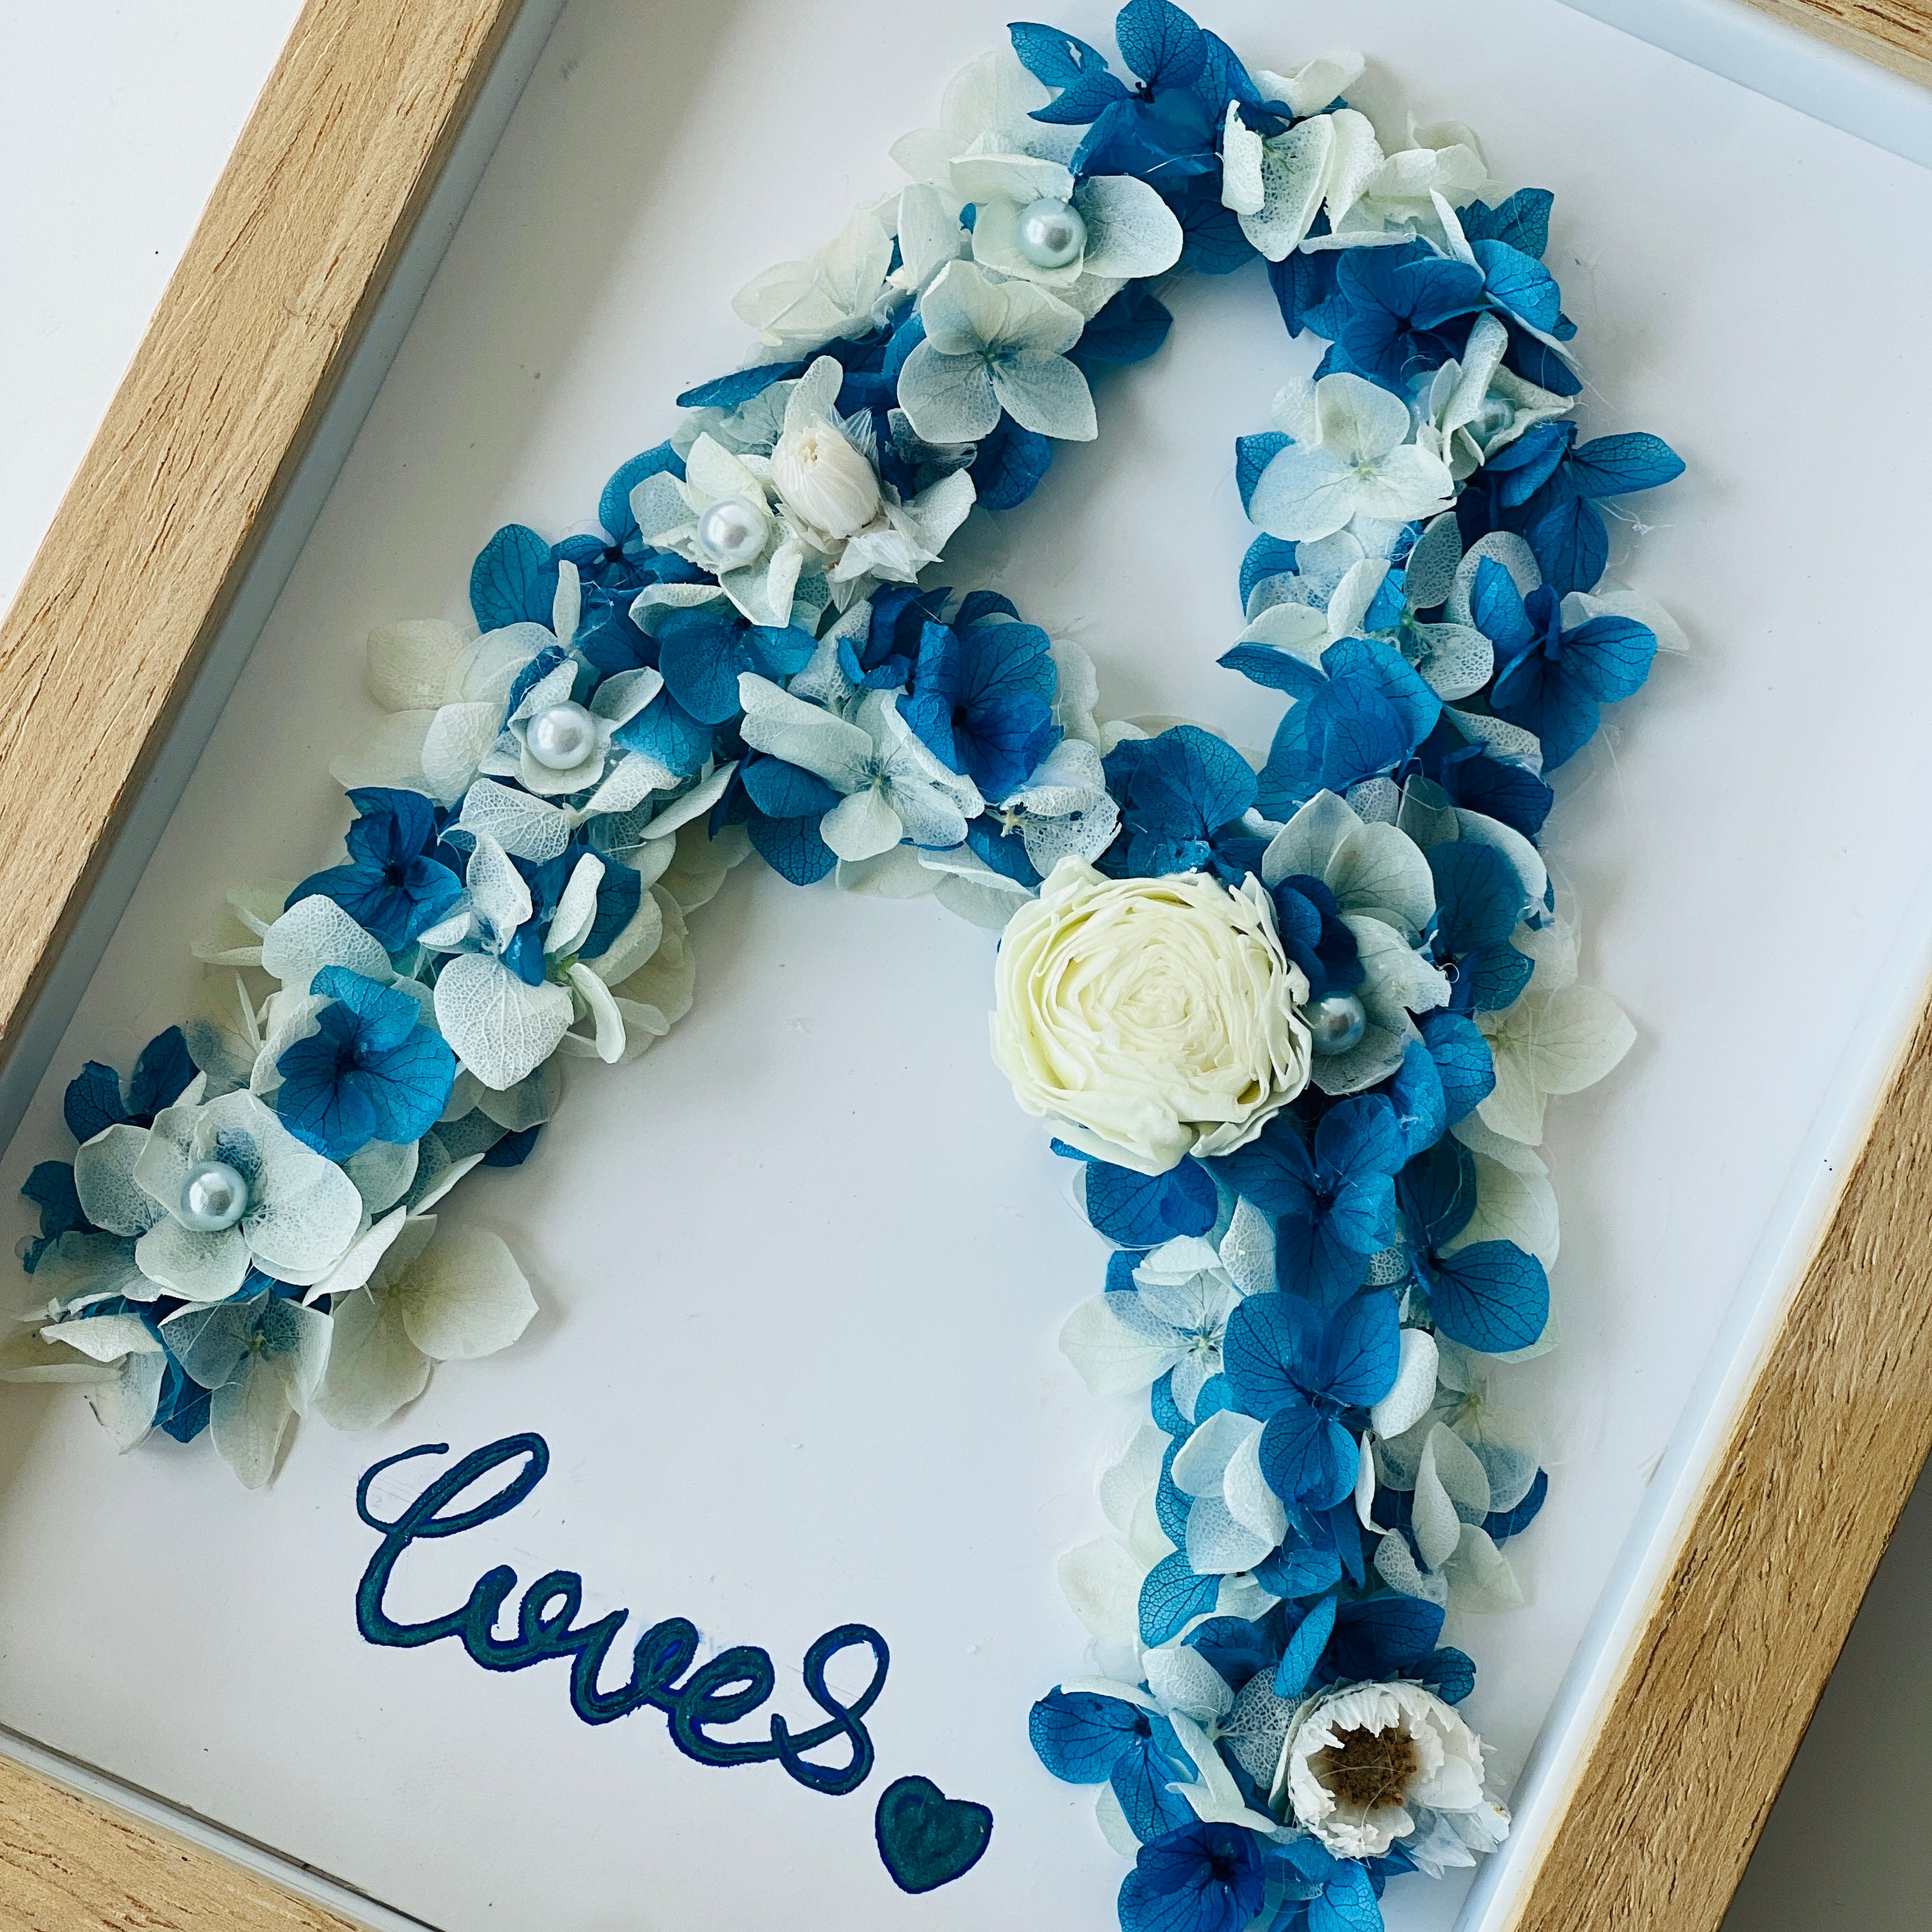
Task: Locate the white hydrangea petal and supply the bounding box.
[1372,1328,1441,1437]
[261,896,390,989]
[1221,104,1264,214]
[547,853,607,960]
[1444,1523,1525,1612]
[88,1350,166,1451]
[1423,1421,1492,1521]
[40,1311,161,1363]
[306,1205,410,1302]
[1171,1410,1260,1497]
[1074,174,1183,279]
[313,1286,430,1431]
[1145,1644,1234,1724]
[210,1349,298,1489]
[1357,444,1456,523]
[1412,1439,1464,1572]
[1327,821,1435,936]
[1058,1293,1186,1396]
[458,780,572,863]
[0,1329,121,1384]
[1217,1196,1275,1297]
[461,831,533,946]
[1375,1527,1448,1604]
[330,710,435,793]
[421,700,504,805]
[819,785,904,863]
[1237,115,1334,260]
[433,953,574,1092]
[1223,1426,1288,1547]
[1524,985,1638,1095]
[1100,1425,1168,1536]
[1476,1028,1548,1144]
[1186,1494,1273,1574]
[347,1134,419,1216]
[390,1225,536,1362]
[1259,50,1366,119]
[1057,1538,1145,1648]
[1445,1151,1560,1267]
[364,619,469,712]
[990,352,1097,442]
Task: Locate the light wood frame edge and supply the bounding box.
[0,1,1926,1926]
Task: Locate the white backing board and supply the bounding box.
[3,3,1930,1928]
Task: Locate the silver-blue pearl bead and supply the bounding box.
[525,700,598,771]
[1015,196,1086,270]
[695,493,769,569]
[1305,991,1368,1057]
[178,1159,249,1232]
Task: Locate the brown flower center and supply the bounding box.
[1314,1724,1419,1812]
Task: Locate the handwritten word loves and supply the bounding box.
[354,1433,888,1795]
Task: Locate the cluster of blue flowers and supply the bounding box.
[9,3,1680,1912]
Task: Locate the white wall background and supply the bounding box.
[1,3,1929,1929]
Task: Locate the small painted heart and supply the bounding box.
[873,1775,994,1894]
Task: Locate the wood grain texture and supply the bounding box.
[0,0,528,1088]
[0,1756,365,1931]
[1503,999,1932,1931]
[0,1,1925,1929]
[1739,0,1932,82]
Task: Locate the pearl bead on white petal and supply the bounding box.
[1016,196,1086,270]
[177,1159,248,1232]
[695,493,769,569]
[525,700,598,771]
[1305,991,1368,1057]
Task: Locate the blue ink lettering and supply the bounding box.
[355,1434,886,1797]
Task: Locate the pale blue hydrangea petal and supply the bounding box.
[896,343,1001,444]
[343,1140,418,1217]
[991,352,1097,441]
[73,1124,164,1237]
[737,672,874,791]
[135,1216,250,1302]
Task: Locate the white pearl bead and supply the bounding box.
[178,1159,249,1233]
[1015,196,1086,270]
[1306,992,1368,1057]
[695,493,769,569]
[525,700,598,771]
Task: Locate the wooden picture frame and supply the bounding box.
[0,1,1926,1925]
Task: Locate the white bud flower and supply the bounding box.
[770,421,882,539]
